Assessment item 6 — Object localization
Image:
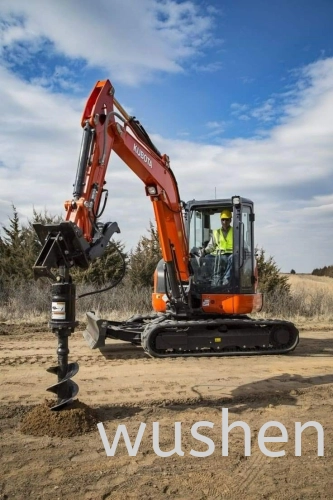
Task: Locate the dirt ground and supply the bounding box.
[1,321,333,499]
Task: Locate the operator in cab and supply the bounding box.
[203,209,233,286]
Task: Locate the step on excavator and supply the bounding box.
[33,79,299,410]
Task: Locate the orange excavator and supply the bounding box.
[33,79,299,410]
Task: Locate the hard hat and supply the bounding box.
[220,209,232,219]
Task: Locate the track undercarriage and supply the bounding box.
[84,311,299,358]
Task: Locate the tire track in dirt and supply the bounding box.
[2,323,333,411]
[0,353,152,367]
[0,337,151,367]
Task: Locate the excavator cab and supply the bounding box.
[188,196,255,292]
[152,195,262,316]
[186,195,261,315]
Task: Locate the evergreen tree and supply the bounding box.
[312,265,333,278]
[256,248,290,295]
[127,221,162,287]
[71,240,127,287]
[0,207,65,284]
[0,205,33,282]
[28,208,63,255]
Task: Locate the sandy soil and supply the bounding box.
[1,321,333,499]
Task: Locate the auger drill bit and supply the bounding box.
[46,334,79,410]
[47,267,79,411]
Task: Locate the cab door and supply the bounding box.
[232,198,255,294]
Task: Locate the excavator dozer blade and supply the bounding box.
[83,311,106,349]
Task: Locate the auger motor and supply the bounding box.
[46,267,79,411]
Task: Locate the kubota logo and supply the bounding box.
[134,143,153,168]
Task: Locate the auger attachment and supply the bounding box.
[46,339,79,411]
[47,268,79,411]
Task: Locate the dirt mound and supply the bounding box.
[20,399,98,437]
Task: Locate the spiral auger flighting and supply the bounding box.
[46,269,80,411]
[46,335,79,411]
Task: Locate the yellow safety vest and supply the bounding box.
[212,227,233,254]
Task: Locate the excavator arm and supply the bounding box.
[34,79,189,291]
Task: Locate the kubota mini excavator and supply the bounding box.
[33,79,299,410]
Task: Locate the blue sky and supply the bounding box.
[0,0,333,273]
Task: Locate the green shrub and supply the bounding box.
[127,221,162,287]
[256,248,290,295]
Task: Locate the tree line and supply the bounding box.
[312,265,333,278]
[0,206,289,298]
[0,206,162,293]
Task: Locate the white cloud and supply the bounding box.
[230,102,250,120]
[230,102,248,112]
[240,76,255,84]
[251,98,276,122]
[238,114,251,121]
[201,120,225,139]
[206,121,223,129]
[0,6,333,273]
[0,66,81,219]
[0,0,217,85]
[191,60,223,72]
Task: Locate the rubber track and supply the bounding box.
[141,317,299,358]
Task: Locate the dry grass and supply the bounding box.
[1,274,333,326]
[283,272,333,289]
[254,273,333,324]
[0,279,152,324]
